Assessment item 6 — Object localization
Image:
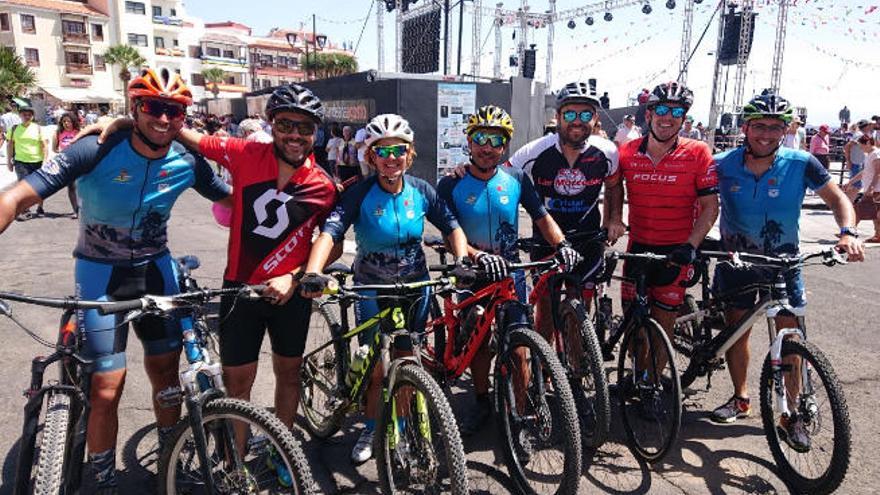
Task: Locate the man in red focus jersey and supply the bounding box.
[617,82,719,382]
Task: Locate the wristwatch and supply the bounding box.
[839,226,859,238]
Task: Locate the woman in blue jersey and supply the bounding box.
[300,113,470,464]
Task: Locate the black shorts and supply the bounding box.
[218,280,313,366]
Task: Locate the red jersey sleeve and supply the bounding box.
[199,135,250,175]
[695,142,719,195]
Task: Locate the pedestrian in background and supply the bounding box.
[54,112,80,218]
[5,105,47,219]
[782,115,806,150]
[810,124,831,170]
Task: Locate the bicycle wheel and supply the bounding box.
[495,328,581,495]
[158,398,317,495]
[673,294,703,389]
[300,301,347,439]
[32,391,73,495]
[759,339,851,495]
[558,299,610,451]
[376,364,468,494]
[617,317,682,463]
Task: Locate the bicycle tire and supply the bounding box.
[300,300,347,439]
[617,317,682,463]
[759,339,851,495]
[32,391,73,495]
[158,397,317,494]
[674,294,703,389]
[495,328,581,495]
[558,299,610,450]
[376,364,469,494]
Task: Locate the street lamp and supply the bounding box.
[285,15,328,82]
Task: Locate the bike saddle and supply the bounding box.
[323,262,352,275]
[177,255,201,271]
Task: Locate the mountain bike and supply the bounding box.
[421,247,582,495]
[593,250,682,463]
[515,230,611,452]
[299,264,468,494]
[673,248,852,495]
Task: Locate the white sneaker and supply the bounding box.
[351,428,375,465]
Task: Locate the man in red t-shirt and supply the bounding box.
[176,84,337,429]
[618,82,719,373]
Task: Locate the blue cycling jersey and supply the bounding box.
[322,175,460,284]
[25,131,229,264]
[714,146,831,255]
[437,166,547,260]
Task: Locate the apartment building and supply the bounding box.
[0,0,119,108]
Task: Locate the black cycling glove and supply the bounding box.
[668,243,697,266]
[450,257,477,287]
[555,240,583,272]
[299,272,329,294]
[474,252,508,282]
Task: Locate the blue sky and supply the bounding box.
[184,0,880,125]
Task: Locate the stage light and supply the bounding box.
[604,11,613,21]
[695,0,703,3]
[585,16,594,25]
[642,3,652,14]
[567,19,576,29]
[666,0,676,9]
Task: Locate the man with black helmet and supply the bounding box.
[709,93,863,448]
[616,82,719,418]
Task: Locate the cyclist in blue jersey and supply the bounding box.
[300,114,470,464]
[710,93,863,450]
[0,68,230,491]
[436,105,581,435]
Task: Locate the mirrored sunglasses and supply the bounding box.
[470,131,508,148]
[652,105,687,118]
[372,143,409,159]
[562,110,594,123]
[139,99,186,119]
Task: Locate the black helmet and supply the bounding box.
[741,93,793,123]
[265,83,323,123]
[556,81,600,109]
[648,81,694,109]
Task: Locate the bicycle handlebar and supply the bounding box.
[697,248,847,268]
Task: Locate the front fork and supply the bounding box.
[383,330,432,453]
[766,315,809,419]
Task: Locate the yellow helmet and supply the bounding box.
[465,105,514,138]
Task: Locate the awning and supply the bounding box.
[39,86,123,104]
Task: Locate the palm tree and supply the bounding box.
[102,45,146,114]
[202,67,226,99]
[0,47,37,109]
[303,53,358,80]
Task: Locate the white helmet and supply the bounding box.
[364,114,414,148]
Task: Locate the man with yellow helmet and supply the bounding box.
[437,105,580,434]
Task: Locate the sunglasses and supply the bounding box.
[749,123,786,133]
[273,119,316,136]
[372,143,409,159]
[139,99,186,119]
[652,105,687,118]
[562,110,594,123]
[470,131,507,148]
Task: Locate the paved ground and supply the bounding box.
[0,189,877,494]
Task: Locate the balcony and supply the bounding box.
[152,15,184,27]
[66,63,93,75]
[62,31,90,45]
[155,47,185,57]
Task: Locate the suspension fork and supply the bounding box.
[767,319,807,418]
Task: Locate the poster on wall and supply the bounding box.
[436,83,476,178]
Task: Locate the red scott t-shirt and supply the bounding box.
[618,136,718,246]
[200,136,338,284]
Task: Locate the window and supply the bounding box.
[127,33,148,47]
[189,45,201,58]
[152,6,162,17]
[262,54,274,66]
[155,36,165,49]
[62,20,86,35]
[24,48,39,67]
[291,56,299,67]
[170,8,177,16]
[222,49,234,59]
[92,23,103,41]
[0,14,9,31]
[206,47,220,57]
[20,14,35,34]
[172,39,179,47]
[94,54,106,71]
[65,51,89,65]
[125,1,146,15]
[224,76,235,85]
[191,73,205,86]
[277,56,287,67]
[261,79,271,89]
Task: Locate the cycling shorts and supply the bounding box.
[218,280,313,366]
[620,242,692,312]
[76,254,185,373]
[354,286,431,352]
[712,262,806,309]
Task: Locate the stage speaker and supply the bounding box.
[718,10,756,66]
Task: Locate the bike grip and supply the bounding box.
[248,284,268,294]
[429,264,454,272]
[97,298,145,315]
